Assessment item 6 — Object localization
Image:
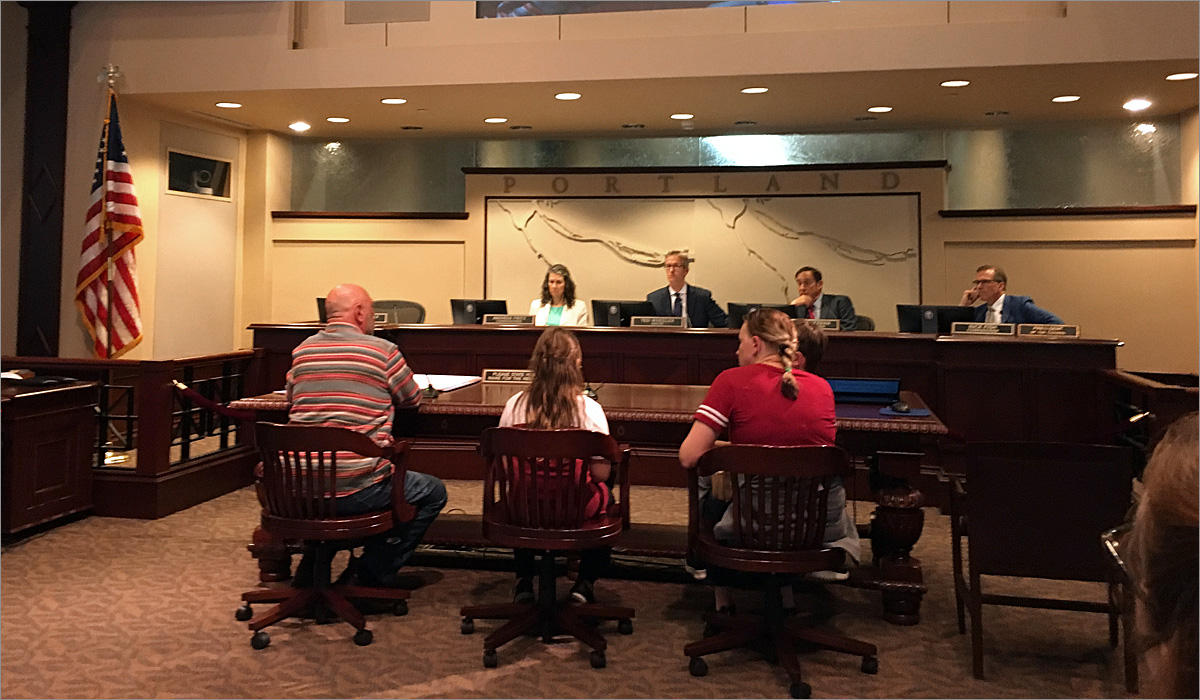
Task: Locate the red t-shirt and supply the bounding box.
[694,363,836,446]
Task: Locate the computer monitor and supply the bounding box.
[591,300,657,327]
[316,297,327,323]
[896,304,977,334]
[450,299,508,325]
[725,303,803,330]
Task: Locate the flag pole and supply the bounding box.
[100,66,119,359]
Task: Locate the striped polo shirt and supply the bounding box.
[286,322,421,497]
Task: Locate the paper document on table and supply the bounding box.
[415,374,482,392]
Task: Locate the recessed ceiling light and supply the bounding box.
[555,92,582,101]
[1123,98,1152,112]
[740,87,768,94]
[940,80,970,88]
[215,101,242,109]
[400,125,423,130]
[380,98,407,105]
[1134,123,1157,135]
[326,116,350,123]
[509,124,532,130]
[670,113,694,120]
[484,117,508,124]
[1166,72,1199,81]
[324,142,341,152]
[734,120,757,126]
[866,106,893,113]
[622,123,645,129]
[288,121,311,132]
[1051,95,1081,103]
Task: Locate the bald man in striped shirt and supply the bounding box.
[287,283,446,588]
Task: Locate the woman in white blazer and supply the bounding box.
[528,263,590,326]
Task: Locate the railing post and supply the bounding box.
[135,361,174,476]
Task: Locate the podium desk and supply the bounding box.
[232,383,944,625]
[249,323,1120,445]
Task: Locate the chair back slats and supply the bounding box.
[480,427,631,546]
[698,444,849,553]
[965,441,1134,581]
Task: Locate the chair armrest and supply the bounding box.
[389,439,416,522]
[616,446,632,530]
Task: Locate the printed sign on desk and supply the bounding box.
[631,316,684,328]
[798,318,841,331]
[482,314,535,325]
[1017,324,1080,338]
[482,368,534,383]
[951,321,1016,336]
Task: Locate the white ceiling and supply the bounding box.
[133,59,1199,140]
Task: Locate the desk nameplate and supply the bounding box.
[631,316,684,328]
[951,321,1015,336]
[482,314,534,325]
[798,318,841,331]
[1017,323,1080,338]
[482,368,533,383]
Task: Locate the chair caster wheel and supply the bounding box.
[353,628,373,646]
[235,605,253,622]
[590,650,607,669]
[250,631,270,650]
[688,657,708,677]
[861,655,878,674]
[789,681,811,698]
[461,618,475,635]
[393,599,408,616]
[618,618,633,635]
[483,649,498,668]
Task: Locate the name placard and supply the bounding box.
[951,322,1016,336]
[1017,323,1080,338]
[631,316,684,328]
[798,318,841,331]
[482,368,533,383]
[374,312,389,324]
[482,314,535,325]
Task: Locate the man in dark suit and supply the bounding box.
[789,266,858,331]
[959,264,1063,324]
[646,250,728,328]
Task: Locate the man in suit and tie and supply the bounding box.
[789,266,858,331]
[959,264,1063,324]
[646,250,728,328]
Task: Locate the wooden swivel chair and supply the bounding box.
[235,422,415,649]
[950,442,1134,680]
[683,445,878,699]
[460,427,635,669]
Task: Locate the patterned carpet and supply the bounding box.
[1,482,1132,698]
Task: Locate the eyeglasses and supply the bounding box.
[971,279,999,286]
[664,263,686,269]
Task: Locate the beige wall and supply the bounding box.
[2,2,27,356]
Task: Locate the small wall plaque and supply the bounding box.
[951,322,1016,336]
[1017,324,1080,338]
[631,316,684,328]
[482,368,533,383]
[482,314,535,325]
[798,318,841,331]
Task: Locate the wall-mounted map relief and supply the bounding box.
[485,194,920,330]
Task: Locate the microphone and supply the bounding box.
[421,374,440,399]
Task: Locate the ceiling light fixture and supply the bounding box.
[740,87,768,94]
[1166,72,1198,81]
[215,101,242,109]
[326,116,350,123]
[1134,123,1157,135]
[555,92,582,101]
[1051,95,1080,103]
[484,117,508,123]
[288,121,311,132]
[1123,98,1152,112]
[866,106,893,113]
[670,113,694,120]
[380,98,407,105]
[940,80,970,88]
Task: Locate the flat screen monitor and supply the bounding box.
[591,300,657,327]
[450,299,507,325]
[826,377,901,404]
[725,302,803,330]
[896,304,977,334]
[316,297,327,323]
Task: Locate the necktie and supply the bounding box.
[806,305,815,319]
[672,292,682,317]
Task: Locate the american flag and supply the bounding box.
[74,92,144,359]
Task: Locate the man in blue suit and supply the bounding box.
[646,250,728,328]
[789,266,858,331]
[959,265,1063,324]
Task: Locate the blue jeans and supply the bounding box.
[336,470,447,583]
